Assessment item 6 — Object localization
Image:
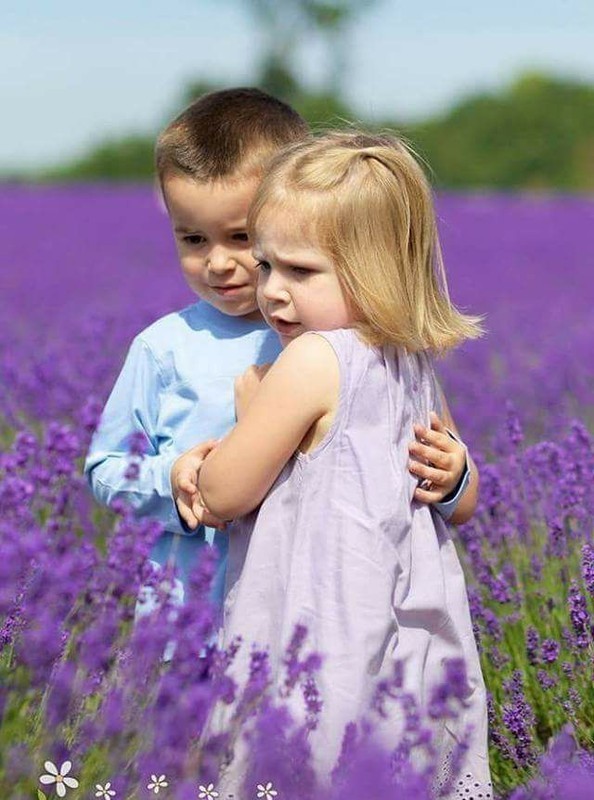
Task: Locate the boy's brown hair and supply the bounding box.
[155,87,309,184]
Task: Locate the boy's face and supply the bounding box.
[163,173,263,320]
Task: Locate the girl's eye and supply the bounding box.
[292,267,311,276]
[255,260,271,272]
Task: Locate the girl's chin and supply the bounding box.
[280,332,300,348]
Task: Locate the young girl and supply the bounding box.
[196,132,491,797]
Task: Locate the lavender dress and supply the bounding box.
[215,328,492,799]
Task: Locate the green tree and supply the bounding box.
[402,73,594,190]
[241,0,380,98]
[42,135,156,182]
[23,71,594,189]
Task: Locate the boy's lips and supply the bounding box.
[210,284,249,297]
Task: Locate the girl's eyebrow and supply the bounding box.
[253,249,320,269]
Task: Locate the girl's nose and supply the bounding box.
[260,270,289,302]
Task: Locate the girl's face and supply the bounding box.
[253,208,352,347]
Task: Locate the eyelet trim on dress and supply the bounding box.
[433,750,493,799]
[451,775,493,799]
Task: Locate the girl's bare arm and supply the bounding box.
[198,333,338,521]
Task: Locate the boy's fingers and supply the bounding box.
[429,411,448,431]
[191,439,219,459]
[256,363,273,378]
[409,443,451,469]
[192,502,227,530]
[175,497,199,529]
[178,476,199,494]
[412,425,451,451]
[409,460,448,486]
[202,511,227,529]
[413,485,444,504]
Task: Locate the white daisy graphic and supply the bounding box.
[147,774,169,794]
[256,782,278,799]
[95,781,116,798]
[39,760,80,797]
[198,783,219,799]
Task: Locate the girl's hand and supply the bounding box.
[234,363,273,421]
[408,411,467,504]
[171,440,227,529]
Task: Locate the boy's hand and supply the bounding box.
[235,363,273,421]
[171,440,227,530]
[408,411,467,504]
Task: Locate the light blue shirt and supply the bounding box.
[84,301,281,609]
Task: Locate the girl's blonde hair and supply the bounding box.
[248,130,484,353]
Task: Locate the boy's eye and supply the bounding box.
[232,232,249,242]
[183,234,205,245]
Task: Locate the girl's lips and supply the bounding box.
[270,318,301,337]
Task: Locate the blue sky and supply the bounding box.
[2,0,593,169]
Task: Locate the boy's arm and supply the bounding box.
[198,334,337,521]
[84,336,190,534]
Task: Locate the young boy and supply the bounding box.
[84,88,309,610]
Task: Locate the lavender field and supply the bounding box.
[1,185,593,799]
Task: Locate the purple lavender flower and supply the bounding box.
[546,516,568,558]
[371,660,405,719]
[525,627,540,665]
[581,543,594,597]
[3,187,594,797]
[530,554,543,581]
[540,638,561,664]
[505,402,525,448]
[427,659,469,721]
[281,623,322,698]
[45,660,77,728]
[536,670,557,690]
[561,661,574,677]
[502,671,537,766]
[568,581,591,649]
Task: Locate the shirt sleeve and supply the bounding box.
[84,336,190,535]
[434,428,471,521]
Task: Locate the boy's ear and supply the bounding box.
[153,176,168,214]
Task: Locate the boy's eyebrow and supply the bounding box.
[174,223,248,234]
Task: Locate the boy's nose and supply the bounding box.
[207,246,235,274]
